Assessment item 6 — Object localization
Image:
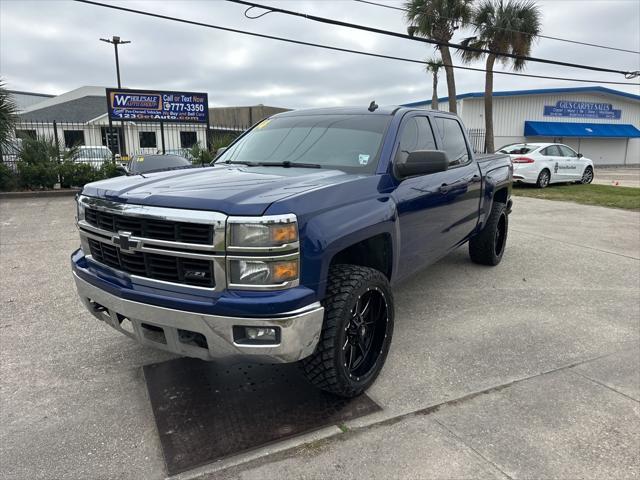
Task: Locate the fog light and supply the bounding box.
[233,326,281,345]
[246,327,277,341]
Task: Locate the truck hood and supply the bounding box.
[81,165,364,216]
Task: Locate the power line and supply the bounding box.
[228,0,638,78]
[353,0,640,55]
[73,0,639,86]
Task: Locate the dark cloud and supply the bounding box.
[1,0,638,108]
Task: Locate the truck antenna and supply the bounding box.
[368,101,378,112]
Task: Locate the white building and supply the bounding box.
[403,86,640,165]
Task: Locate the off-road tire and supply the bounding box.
[301,265,394,398]
[469,201,508,266]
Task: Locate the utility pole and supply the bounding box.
[100,36,131,158]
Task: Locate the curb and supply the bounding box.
[0,189,80,199]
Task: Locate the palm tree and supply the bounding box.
[405,0,473,114]
[425,57,444,110]
[460,0,541,152]
[0,80,19,160]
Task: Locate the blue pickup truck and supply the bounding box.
[72,106,512,397]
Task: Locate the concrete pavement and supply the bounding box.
[592,167,640,188]
[0,195,638,480]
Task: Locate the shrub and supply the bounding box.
[59,160,100,188]
[16,136,61,189]
[189,143,214,166]
[98,161,124,180]
[0,162,17,191]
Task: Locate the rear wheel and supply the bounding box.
[301,265,394,398]
[469,202,508,266]
[536,169,550,188]
[580,166,594,184]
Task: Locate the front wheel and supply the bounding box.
[580,166,594,184]
[301,265,394,398]
[469,201,508,266]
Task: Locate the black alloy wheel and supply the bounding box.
[342,287,389,381]
[301,265,394,398]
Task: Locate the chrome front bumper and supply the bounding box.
[73,272,324,363]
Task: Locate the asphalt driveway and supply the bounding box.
[0,195,638,480]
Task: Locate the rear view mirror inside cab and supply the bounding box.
[395,150,449,179]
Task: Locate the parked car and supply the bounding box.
[0,138,22,170]
[498,142,594,188]
[163,148,195,162]
[122,154,194,175]
[76,146,113,167]
[71,106,512,397]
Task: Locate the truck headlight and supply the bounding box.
[227,215,298,249]
[76,196,86,222]
[229,257,299,287]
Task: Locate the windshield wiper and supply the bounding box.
[257,161,323,168]
[224,160,257,166]
[224,160,321,168]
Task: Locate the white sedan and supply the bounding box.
[498,142,594,188]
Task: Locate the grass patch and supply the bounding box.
[513,184,640,210]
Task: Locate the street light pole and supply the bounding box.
[100,36,131,158]
[100,36,131,88]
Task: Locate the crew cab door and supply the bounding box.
[432,116,483,248]
[391,114,481,280]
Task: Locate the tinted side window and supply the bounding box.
[558,145,576,157]
[396,116,437,163]
[542,145,561,156]
[435,117,469,166]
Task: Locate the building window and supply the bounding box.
[139,131,157,149]
[64,130,85,148]
[180,131,197,148]
[15,129,37,140]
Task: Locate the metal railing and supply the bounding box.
[2,120,249,170]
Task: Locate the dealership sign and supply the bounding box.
[543,100,621,120]
[106,88,209,123]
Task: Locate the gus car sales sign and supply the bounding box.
[106,88,209,123]
[543,100,622,120]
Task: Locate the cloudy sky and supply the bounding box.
[1,0,639,108]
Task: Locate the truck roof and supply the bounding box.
[273,106,456,118]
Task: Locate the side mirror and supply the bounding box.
[396,150,449,179]
[577,153,583,158]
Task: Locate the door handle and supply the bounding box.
[471,174,481,183]
[439,179,468,194]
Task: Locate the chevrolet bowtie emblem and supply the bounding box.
[112,231,139,252]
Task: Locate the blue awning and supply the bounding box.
[524,121,640,138]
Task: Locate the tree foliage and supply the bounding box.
[0,80,19,153]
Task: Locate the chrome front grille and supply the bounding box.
[87,238,215,288]
[77,195,226,291]
[84,208,214,245]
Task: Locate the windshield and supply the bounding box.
[498,144,539,155]
[130,154,191,174]
[216,114,391,172]
[78,148,111,158]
